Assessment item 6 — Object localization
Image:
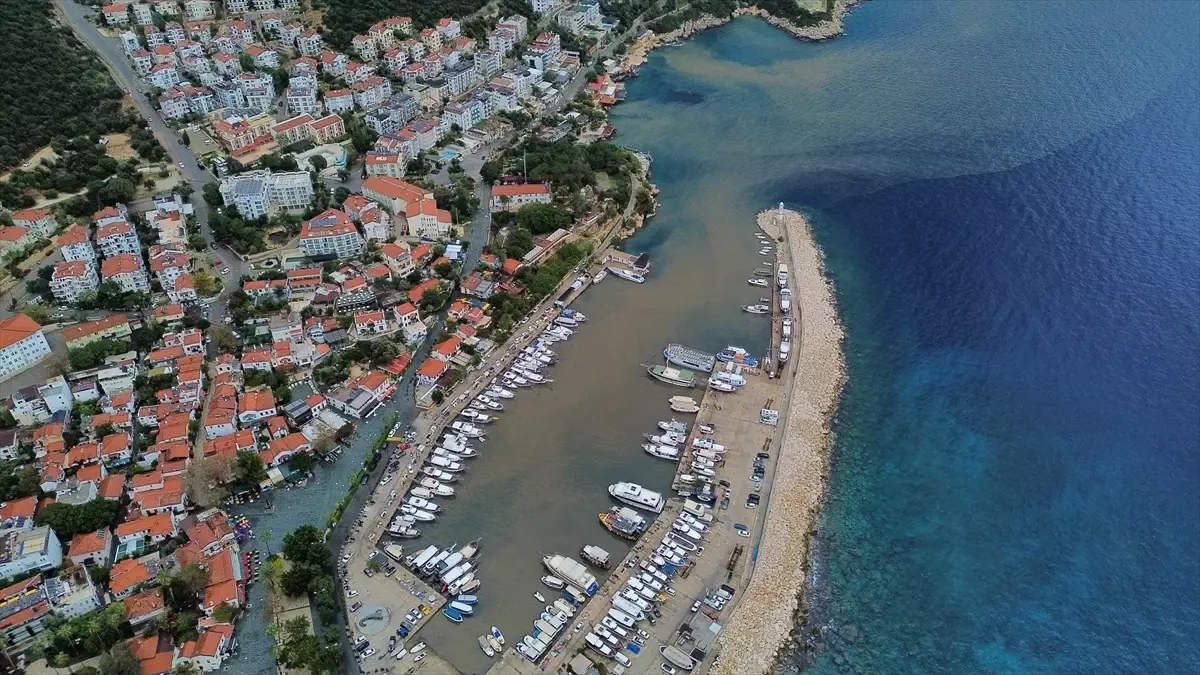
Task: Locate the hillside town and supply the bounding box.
[0,0,657,672]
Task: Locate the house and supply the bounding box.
[0,576,52,650]
[63,315,132,349]
[50,261,99,304]
[270,113,314,146]
[125,588,167,627]
[101,254,150,293]
[103,3,130,26]
[237,390,277,425]
[296,30,324,56]
[11,208,56,238]
[67,529,115,567]
[175,623,234,671]
[324,88,355,113]
[431,335,462,363]
[491,182,552,211]
[311,114,346,144]
[299,209,364,260]
[403,199,453,239]
[95,220,140,257]
[106,557,153,599]
[113,512,177,546]
[261,433,310,467]
[361,176,432,215]
[0,315,52,381]
[0,497,37,534]
[0,226,36,251]
[0,526,62,579]
[416,357,448,385]
[353,310,389,335]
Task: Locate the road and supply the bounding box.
[56,0,243,324]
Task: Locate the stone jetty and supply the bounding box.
[709,208,846,675]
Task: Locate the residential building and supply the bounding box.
[445,61,481,96]
[67,529,115,567]
[352,75,392,109]
[211,81,245,109]
[267,171,314,211]
[63,315,133,349]
[101,254,150,293]
[51,261,99,304]
[270,114,315,147]
[148,63,182,88]
[491,182,553,210]
[95,220,140,257]
[11,208,56,238]
[296,30,323,56]
[103,3,130,26]
[403,199,453,239]
[436,17,461,39]
[323,88,354,113]
[364,151,406,178]
[361,176,432,215]
[0,526,62,579]
[0,316,52,381]
[299,209,364,260]
[351,34,378,62]
[212,114,274,156]
[245,44,279,69]
[318,49,349,76]
[311,114,346,143]
[286,84,320,116]
[185,0,214,18]
[487,27,516,55]
[531,0,558,12]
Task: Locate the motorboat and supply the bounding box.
[450,421,485,438]
[433,448,466,462]
[450,601,475,616]
[541,575,566,590]
[459,409,493,423]
[580,545,612,569]
[643,443,681,461]
[608,482,665,513]
[421,466,457,482]
[405,496,441,513]
[609,267,646,283]
[661,645,698,670]
[553,315,578,328]
[422,545,456,574]
[692,437,726,452]
[644,431,685,446]
[647,365,696,388]
[460,538,481,560]
[712,371,747,387]
[626,578,659,601]
[504,374,531,387]
[428,456,465,472]
[491,626,505,646]
[549,324,574,336]
[662,343,716,372]
[418,478,455,497]
[486,386,515,399]
[475,396,504,411]
[535,617,560,635]
[748,278,769,286]
[524,634,549,653]
[542,554,600,595]
[670,396,700,414]
[478,635,495,657]
[534,591,546,603]
[469,398,490,410]
[517,370,548,384]
[742,304,770,314]
[709,379,737,392]
[436,550,466,575]
[758,249,772,256]
[442,562,474,587]
[409,486,434,500]
[598,508,645,540]
[753,268,773,277]
[516,643,540,661]
[698,422,715,435]
[593,268,608,283]
[562,308,587,322]
[448,572,476,595]
[400,505,436,522]
[443,607,464,623]
[553,599,576,617]
[658,419,689,434]
[407,545,439,569]
[487,633,503,652]
[667,533,699,551]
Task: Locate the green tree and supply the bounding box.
[180,131,191,146]
[309,154,327,172]
[234,450,268,485]
[202,182,224,207]
[289,452,315,474]
[35,499,121,540]
[516,202,573,235]
[239,53,255,72]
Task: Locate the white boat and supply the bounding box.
[742,304,770,314]
[593,269,608,283]
[474,396,504,411]
[405,496,441,512]
[428,456,465,472]
[658,419,688,433]
[436,551,465,575]
[542,554,600,595]
[541,575,566,590]
[758,249,772,256]
[450,421,485,438]
[667,533,699,551]
[642,444,681,462]
[459,409,492,423]
[491,626,505,646]
[504,375,531,387]
[553,315,578,328]
[534,618,559,636]
[609,266,646,283]
[581,545,612,569]
[692,437,726,452]
[419,479,455,497]
[518,370,547,384]
[562,308,587,322]
[549,324,574,336]
[433,448,466,462]
[708,379,737,392]
[487,386,515,399]
[486,633,502,652]
[421,466,457,482]
[442,562,474,586]
[409,486,434,499]
[644,432,684,446]
[448,571,476,595]
[422,546,454,574]
[698,423,714,435]
[460,539,481,560]
[450,601,475,615]
[534,591,546,603]
[516,643,540,661]
[712,371,747,387]
[661,645,698,670]
[747,278,769,286]
[670,396,700,414]
[478,635,495,658]
[553,599,576,617]
[608,482,665,513]
[384,544,405,561]
[407,545,438,569]
[469,398,490,410]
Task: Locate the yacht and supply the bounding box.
[409,486,434,500]
[562,308,587,322]
[608,482,665,513]
[433,448,466,462]
[553,315,579,328]
[748,278,769,287]
[716,346,759,367]
[642,444,681,462]
[504,374,531,387]
[405,496,440,513]
[459,409,492,423]
[644,431,685,446]
[421,466,457,482]
[418,478,455,497]
[486,386,515,399]
[593,268,608,284]
[428,456,465,472]
[742,304,770,314]
[475,396,504,411]
[609,267,646,283]
[450,421,485,438]
[517,370,548,384]
[708,379,737,393]
[658,419,689,434]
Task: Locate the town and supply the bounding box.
[0,0,662,672]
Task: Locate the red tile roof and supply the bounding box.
[0,315,42,350]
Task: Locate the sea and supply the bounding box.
[605,2,1199,674]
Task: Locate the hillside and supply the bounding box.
[0,0,127,171]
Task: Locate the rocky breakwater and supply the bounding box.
[710,208,846,675]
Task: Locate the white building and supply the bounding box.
[218,173,269,220]
[268,172,315,211]
[95,220,140,257]
[286,85,320,116]
[101,254,151,293]
[0,316,52,381]
[56,226,96,266]
[51,261,99,304]
[299,209,364,260]
[0,527,62,580]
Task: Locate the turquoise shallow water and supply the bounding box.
[611,4,1199,673]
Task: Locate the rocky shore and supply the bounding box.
[645,0,860,48]
[710,209,846,675]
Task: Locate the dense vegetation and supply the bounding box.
[322,0,490,50]
[503,138,641,213]
[69,338,134,370]
[0,0,127,171]
[35,499,121,541]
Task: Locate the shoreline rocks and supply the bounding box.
[709,209,847,675]
[645,0,860,49]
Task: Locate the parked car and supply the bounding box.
[690,600,701,613]
[350,601,362,612]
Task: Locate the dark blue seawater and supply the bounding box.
[609,2,1200,673]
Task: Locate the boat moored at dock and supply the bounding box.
[643,443,681,461]
[608,482,665,513]
[608,266,646,283]
[663,343,717,372]
[647,364,696,387]
[542,554,601,595]
[581,544,613,569]
[741,304,770,314]
[669,396,700,414]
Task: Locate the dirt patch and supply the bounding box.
[0,145,59,181]
[104,133,136,161]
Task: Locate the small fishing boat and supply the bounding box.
[487,386,515,399]
[450,600,475,615]
[460,578,481,594]
[709,379,737,392]
[669,396,700,414]
[443,607,464,623]
[643,443,681,461]
[541,575,566,590]
[658,419,688,433]
[644,431,685,446]
[487,633,503,652]
[753,269,773,277]
[460,538,481,560]
[456,594,479,605]
[491,626,506,645]
[716,346,758,366]
[534,591,546,603]
[478,635,496,657]
[647,364,696,388]
[562,308,587,322]
[748,278,769,286]
[742,304,770,314]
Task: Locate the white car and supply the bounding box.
[346,589,359,597]
[614,652,632,667]
[360,648,376,659]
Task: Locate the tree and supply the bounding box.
[0,409,16,429]
[178,563,211,597]
[289,452,315,474]
[35,499,121,540]
[309,154,327,172]
[239,53,255,72]
[234,450,268,485]
[180,131,191,146]
[505,227,535,260]
[208,324,239,354]
[434,262,454,279]
[480,159,502,185]
[516,203,573,235]
[202,182,224,207]
[104,640,140,675]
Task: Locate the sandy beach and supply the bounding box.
[709,208,846,675]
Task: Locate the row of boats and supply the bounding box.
[745,234,776,313]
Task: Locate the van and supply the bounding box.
[614,653,632,667]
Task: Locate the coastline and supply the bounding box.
[710,209,846,675]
